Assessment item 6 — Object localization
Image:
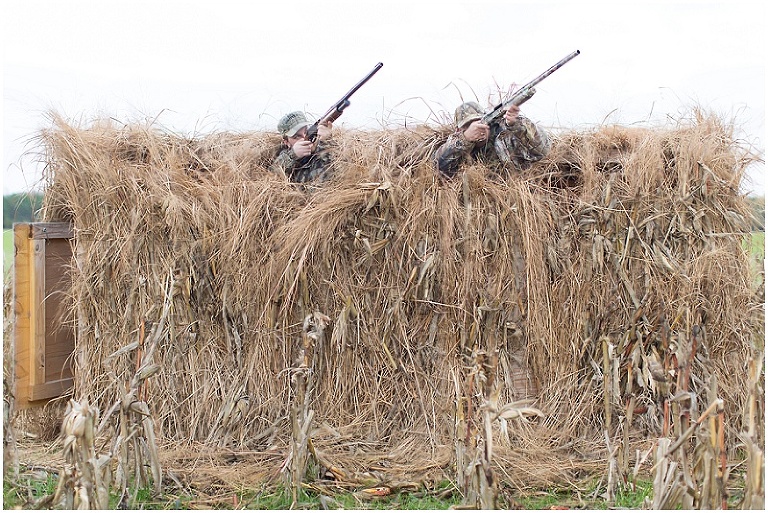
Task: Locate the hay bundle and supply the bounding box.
[539,116,760,435]
[38,110,762,488]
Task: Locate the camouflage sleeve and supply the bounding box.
[434,130,476,179]
[497,115,551,165]
[269,148,297,179]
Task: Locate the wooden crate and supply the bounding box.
[12,222,75,408]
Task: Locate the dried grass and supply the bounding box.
[26,109,763,492]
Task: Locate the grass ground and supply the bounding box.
[1,465,751,510]
[3,466,655,510]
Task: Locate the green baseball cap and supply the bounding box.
[278,111,313,137]
[455,101,484,128]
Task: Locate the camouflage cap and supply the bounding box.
[278,111,313,137]
[455,101,484,128]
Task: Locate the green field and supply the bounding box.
[3,229,13,275]
[750,231,765,259]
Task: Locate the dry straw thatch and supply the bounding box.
[36,110,763,493]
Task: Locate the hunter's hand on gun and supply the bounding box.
[290,122,333,158]
[292,140,314,159]
[502,104,520,126]
[463,105,520,143]
[312,122,333,149]
[463,121,490,143]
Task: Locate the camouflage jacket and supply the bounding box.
[434,115,550,179]
[269,141,336,184]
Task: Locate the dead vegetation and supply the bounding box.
[5,109,764,507]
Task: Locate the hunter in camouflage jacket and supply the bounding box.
[270,111,336,184]
[434,101,550,179]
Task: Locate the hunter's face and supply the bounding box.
[286,127,308,146]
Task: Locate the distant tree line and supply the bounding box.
[3,193,44,229]
[1,192,764,232]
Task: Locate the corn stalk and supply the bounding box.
[738,354,764,510]
[456,344,499,509]
[651,324,733,509]
[52,399,111,509]
[284,311,330,506]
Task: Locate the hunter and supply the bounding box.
[270,111,336,184]
[434,101,550,179]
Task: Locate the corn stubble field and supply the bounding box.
[2,110,765,509]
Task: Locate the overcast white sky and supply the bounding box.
[2,0,766,195]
